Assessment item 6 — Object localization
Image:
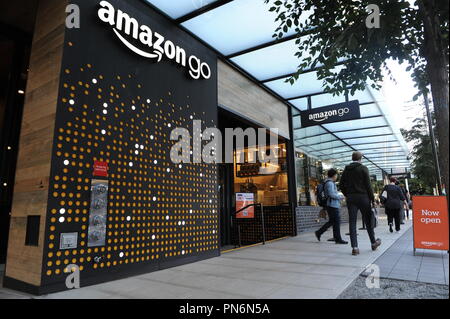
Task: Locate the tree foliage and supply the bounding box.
[400,113,437,193]
[265,0,448,98]
[266,0,449,201]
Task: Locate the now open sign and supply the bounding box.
[413,196,449,251]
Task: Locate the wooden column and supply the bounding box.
[5,0,67,287]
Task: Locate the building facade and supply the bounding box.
[0,0,410,295]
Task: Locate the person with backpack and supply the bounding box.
[315,168,348,244]
[381,177,408,232]
[340,152,382,256]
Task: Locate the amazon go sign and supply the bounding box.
[97,1,211,80]
[300,100,361,128]
[413,196,449,251]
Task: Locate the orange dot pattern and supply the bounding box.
[42,61,219,281]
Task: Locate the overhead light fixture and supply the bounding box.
[18,90,25,95]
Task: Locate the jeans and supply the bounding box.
[347,194,376,248]
[317,207,343,242]
[386,208,401,231]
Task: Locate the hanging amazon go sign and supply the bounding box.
[97,1,212,80]
[300,100,361,128]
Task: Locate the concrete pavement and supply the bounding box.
[364,227,449,285]
[1,216,412,299]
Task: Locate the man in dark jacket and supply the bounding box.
[340,152,381,256]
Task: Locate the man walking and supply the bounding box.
[340,152,382,256]
[315,169,348,245]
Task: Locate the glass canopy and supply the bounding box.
[144,0,220,19]
[144,0,411,178]
[182,0,298,55]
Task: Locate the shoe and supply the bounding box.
[315,231,321,242]
[335,240,348,245]
[352,248,360,256]
[371,238,382,251]
[389,223,393,233]
[400,222,405,225]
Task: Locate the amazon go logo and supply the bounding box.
[309,107,350,123]
[97,1,211,80]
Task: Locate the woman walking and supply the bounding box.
[381,177,408,233]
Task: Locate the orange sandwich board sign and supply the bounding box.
[236,193,255,219]
[412,196,449,254]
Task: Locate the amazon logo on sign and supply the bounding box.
[300,100,361,128]
[308,107,350,123]
[97,1,211,80]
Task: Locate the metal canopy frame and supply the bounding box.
[295,132,396,148]
[294,125,390,140]
[317,147,404,158]
[143,0,410,176]
[261,60,349,84]
[300,140,400,152]
[174,0,235,24]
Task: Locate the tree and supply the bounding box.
[401,114,438,194]
[372,180,385,195]
[407,177,429,195]
[266,0,449,202]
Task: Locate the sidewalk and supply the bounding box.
[366,228,448,285]
[1,217,411,299]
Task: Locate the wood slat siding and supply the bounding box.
[217,60,290,139]
[5,0,67,286]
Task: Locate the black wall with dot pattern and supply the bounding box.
[40,0,219,292]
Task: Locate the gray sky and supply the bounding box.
[383,59,425,132]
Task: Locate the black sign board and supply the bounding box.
[389,173,412,179]
[300,100,361,128]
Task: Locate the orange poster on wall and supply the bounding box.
[236,193,254,219]
[413,196,449,251]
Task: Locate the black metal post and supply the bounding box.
[261,204,266,245]
[237,225,241,248]
[423,92,443,195]
[286,106,298,236]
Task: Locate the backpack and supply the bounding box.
[317,180,331,208]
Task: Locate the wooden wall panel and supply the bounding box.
[218,60,290,139]
[5,0,67,286]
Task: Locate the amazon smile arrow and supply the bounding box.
[97,0,212,80]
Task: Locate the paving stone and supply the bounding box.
[0,220,417,299]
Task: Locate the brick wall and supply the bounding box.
[296,206,350,233]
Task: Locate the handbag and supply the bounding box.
[370,207,379,229]
[318,209,328,219]
[380,189,388,205]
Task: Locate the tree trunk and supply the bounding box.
[419,0,449,207]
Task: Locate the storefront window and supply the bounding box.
[293,150,324,206]
[294,151,308,206]
[234,143,289,206]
